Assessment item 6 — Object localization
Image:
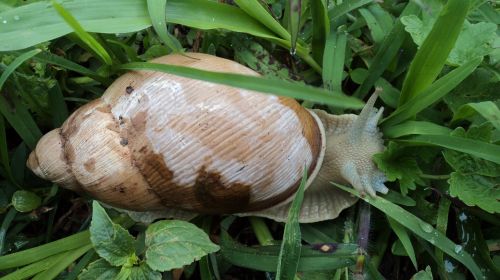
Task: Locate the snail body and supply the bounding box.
[27,53,387,222]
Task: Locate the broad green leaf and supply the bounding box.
[232,37,295,81]
[145,220,219,272]
[119,62,364,109]
[398,134,500,165]
[443,126,500,177]
[90,201,136,266]
[399,0,470,105]
[11,190,41,212]
[443,67,499,113]
[401,16,497,66]
[234,0,290,40]
[79,259,120,280]
[384,121,452,139]
[451,101,500,130]
[373,142,425,195]
[334,184,484,280]
[311,0,329,63]
[146,0,182,52]
[449,173,500,214]
[354,1,420,99]
[387,217,417,269]
[129,263,162,280]
[51,0,113,65]
[382,57,482,127]
[276,168,307,280]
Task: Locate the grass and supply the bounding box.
[0,0,499,279]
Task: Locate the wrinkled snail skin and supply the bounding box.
[27,53,387,223]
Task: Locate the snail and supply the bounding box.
[26,53,388,223]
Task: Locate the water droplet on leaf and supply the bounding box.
[454,245,463,254]
[420,222,433,233]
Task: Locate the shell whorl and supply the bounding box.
[28,53,324,214]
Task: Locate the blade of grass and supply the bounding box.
[0,230,90,270]
[48,84,69,127]
[399,0,470,105]
[387,217,417,269]
[435,198,451,274]
[358,5,392,44]
[383,121,452,138]
[354,2,420,98]
[147,0,182,52]
[0,91,42,150]
[451,101,500,130]
[119,62,364,108]
[51,0,112,65]
[106,39,141,63]
[311,0,329,63]
[0,252,67,280]
[286,0,301,54]
[0,49,41,90]
[32,244,93,280]
[396,134,500,164]
[323,26,347,92]
[0,207,17,255]
[63,250,95,280]
[276,168,307,279]
[382,57,482,128]
[328,0,373,21]
[0,115,16,185]
[334,184,484,280]
[233,0,290,40]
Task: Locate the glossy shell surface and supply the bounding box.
[29,53,323,213]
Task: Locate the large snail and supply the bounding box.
[27,53,387,223]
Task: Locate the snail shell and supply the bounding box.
[27,53,387,222]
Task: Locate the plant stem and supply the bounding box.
[249,217,274,246]
[420,174,451,180]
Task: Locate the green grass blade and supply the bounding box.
[0,252,66,280]
[451,101,500,130]
[358,5,392,44]
[119,62,364,108]
[322,26,347,92]
[220,232,357,272]
[0,207,17,255]
[0,231,90,270]
[383,121,452,138]
[147,0,182,52]
[387,217,417,269]
[0,92,42,150]
[328,0,373,21]
[51,0,113,65]
[382,57,482,127]
[48,84,69,128]
[311,0,329,63]
[399,0,470,105]
[26,51,110,85]
[234,0,290,40]
[286,0,301,54]
[276,168,307,279]
[354,2,420,98]
[0,115,15,185]
[106,39,140,63]
[32,244,93,280]
[396,134,500,164]
[0,49,41,90]
[334,184,485,280]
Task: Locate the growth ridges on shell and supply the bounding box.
[101,53,324,213]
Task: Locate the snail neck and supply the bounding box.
[309,93,388,196]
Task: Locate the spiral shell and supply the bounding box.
[27,53,325,214]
